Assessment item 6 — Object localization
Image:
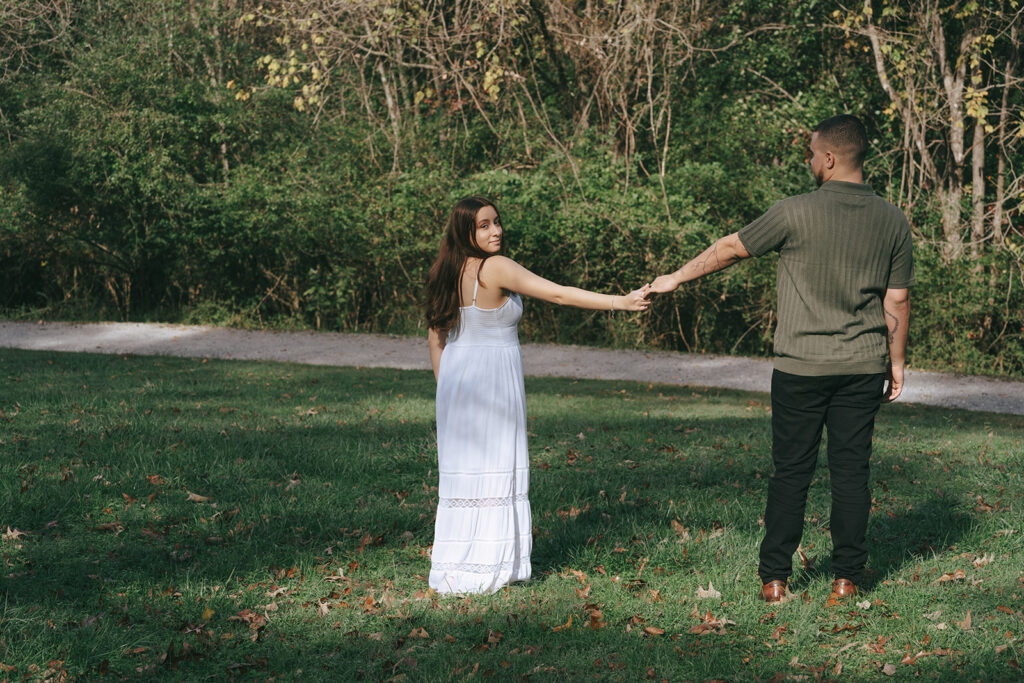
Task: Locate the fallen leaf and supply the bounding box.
[972,553,995,568]
[551,615,572,632]
[901,650,930,665]
[228,609,267,642]
[670,520,690,540]
[856,600,871,610]
[934,569,966,584]
[923,610,943,620]
[956,610,972,631]
[2,526,28,541]
[92,521,125,534]
[797,544,814,570]
[201,607,215,621]
[643,626,665,636]
[695,582,721,600]
[409,627,430,639]
[882,663,897,675]
[186,491,212,503]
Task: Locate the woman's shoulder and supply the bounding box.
[482,255,518,271]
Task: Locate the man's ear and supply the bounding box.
[825,151,836,169]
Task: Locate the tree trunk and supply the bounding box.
[376,61,402,173]
[970,119,985,262]
[939,181,964,261]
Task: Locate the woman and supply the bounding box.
[424,196,650,594]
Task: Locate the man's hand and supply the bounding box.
[649,274,680,294]
[882,361,904,403]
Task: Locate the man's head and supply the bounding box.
[809,115,868,186]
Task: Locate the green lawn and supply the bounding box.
[1,348,1022,681]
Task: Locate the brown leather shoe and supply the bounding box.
[830,578,857,598]
[760,579,788,603]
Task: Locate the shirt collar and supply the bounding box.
[817,180,876,196]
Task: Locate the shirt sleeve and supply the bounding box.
[887,217,915,288]
[737,200,789,257]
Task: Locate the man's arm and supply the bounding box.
[649,232,751,293]
[882,288,910,402]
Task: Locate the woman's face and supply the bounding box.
[473,205,502,254]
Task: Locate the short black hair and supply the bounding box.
[813,114,868,167]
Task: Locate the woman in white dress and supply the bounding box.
[424,196,650,594]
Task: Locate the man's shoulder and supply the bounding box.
[765,191,816,215]
[870,194,912,230]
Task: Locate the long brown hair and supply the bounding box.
[425,196,505,336]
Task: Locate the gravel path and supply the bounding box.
[1,320,1022,416]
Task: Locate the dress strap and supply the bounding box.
[471,272,480,306]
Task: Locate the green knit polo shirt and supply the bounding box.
[737,180,915,376]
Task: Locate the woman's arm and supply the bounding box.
[427,328,444,380]
[485,256,649,311]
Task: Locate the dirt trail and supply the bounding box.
[1,320,1022,416]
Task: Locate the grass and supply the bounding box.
[0,348,1022,681]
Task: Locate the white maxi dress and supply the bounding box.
[429,278,532,594]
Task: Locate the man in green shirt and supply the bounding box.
[651,114,913,603]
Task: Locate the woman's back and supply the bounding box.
[446,258,521,349]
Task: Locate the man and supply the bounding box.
[650,114,913,602]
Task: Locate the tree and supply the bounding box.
[839,0,1023,261]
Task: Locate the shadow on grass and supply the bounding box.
[2,350,1022,680]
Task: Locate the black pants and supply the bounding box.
[758,370,884,585]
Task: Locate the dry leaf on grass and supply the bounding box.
[551,615,572,632]
[228,609,267,642]
[670,519,690,540]
[972,553,995,567]
[856,600,871,610]
[797,544,814,570]
[881,663,897,675]
[933,569,966,584]
[901,650,930,665]
[185,491,212,503]
[695,582,721,600]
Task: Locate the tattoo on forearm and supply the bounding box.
[691,240,735,277]
[885,309,898,345]
[695,244,718,274]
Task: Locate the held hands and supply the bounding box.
[618,283,652,311]
[649,273,680,294]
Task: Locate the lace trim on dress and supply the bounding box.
[431,558,529,574]
[438,493,529,509]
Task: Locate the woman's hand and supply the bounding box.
[617,284,651,311]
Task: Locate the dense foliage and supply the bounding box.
[1,0,1022,376]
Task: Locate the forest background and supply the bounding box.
[1,0,1021,377]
